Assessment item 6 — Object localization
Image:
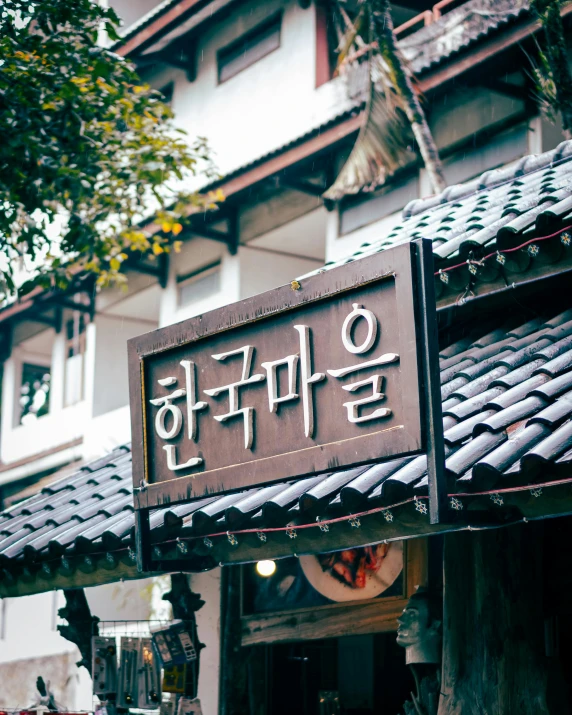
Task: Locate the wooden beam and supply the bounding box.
[189,224,233,243]
[280,177,325,197]
[0,323,13,362]
[52,298,93,314]
[242,596,409,646]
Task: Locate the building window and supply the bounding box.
[339,176,419,236]
[217,13,282,84]
[65,314,86,407]
[19,363,51,425]
[178,263,221,308]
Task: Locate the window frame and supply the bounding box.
[217,12,282,85]
[18,360,52,426]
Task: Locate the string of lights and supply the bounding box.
[155,475,572,549]
[434,225,572,283]
[6,476,571,578]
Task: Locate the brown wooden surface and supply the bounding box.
[405,536,428,597]
[438,525,552,715]
[220,566,249,715]
[130,242,423,509]
[241,596,408,646]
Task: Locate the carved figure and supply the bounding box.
[397,587,441,665]
[397,588,442,715]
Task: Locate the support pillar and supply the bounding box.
[438,524,551,715]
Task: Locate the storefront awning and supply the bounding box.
[1,306,572,597]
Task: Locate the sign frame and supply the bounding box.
[128,239,445,572]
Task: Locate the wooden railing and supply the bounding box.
[394,0,470,40]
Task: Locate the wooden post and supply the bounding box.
[438,524,551,714]
[219,566,249,715]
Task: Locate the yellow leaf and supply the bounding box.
[161,222,172,233]
[173,241,183,253]
[153,243,164,255]
[172,223,183,236]
[110,257,121,271]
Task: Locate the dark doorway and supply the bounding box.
[254,632,413,715]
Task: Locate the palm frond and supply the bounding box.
[324,5,415,201]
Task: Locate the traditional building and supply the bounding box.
[1,0,572,712]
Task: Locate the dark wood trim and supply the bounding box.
[481,79,530,102]
[240,244,323,264]
[315,0,330,88]
[212,114,363,200]
[241,596,409,646]
[177,260,222,284]
[0,437,82,474]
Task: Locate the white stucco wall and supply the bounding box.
[191,569,222,715]
[0,591,92,710]
[92,314,157,418]
[146,0,356,183]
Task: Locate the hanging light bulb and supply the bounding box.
[256,560,277,577]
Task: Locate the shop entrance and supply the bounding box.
[260,632,413,715]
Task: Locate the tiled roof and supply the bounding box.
[185,0,533,197]
[2,306,572,595]
[116,0,529,75]
[300,141,572,301]
[402,0,530,76]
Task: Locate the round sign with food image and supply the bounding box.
[299,541,403,602]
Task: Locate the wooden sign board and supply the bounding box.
[128,242,427,513]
